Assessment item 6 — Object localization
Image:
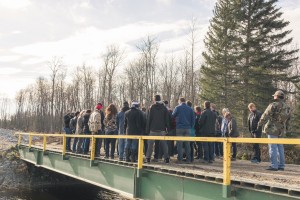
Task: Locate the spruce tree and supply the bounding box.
[200,0,240,112]
[201,0,299,127]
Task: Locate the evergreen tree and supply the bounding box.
[201,0,299,127]
[200,0,240,111]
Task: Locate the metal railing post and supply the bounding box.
[223,138,232,198]
[18,133,22,146]
[91,135,96,161]
[29,133,32,149]
[137,137,144,177]
[62,134,66,157]
[43,134,47,153]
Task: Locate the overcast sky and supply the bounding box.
[0,0,300,100]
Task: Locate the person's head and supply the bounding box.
[163,100,169,105]
[179,97,186,104]
[272,90,285,100]
[204,101,210,109]
[187,101,192,107]
[142,107,146,112]
[79,110,86,116]
[75,111,80,117]
[123,101,129,108]
[131,101,139,108]
[225,112,232,120]
[95,103,103,110]
[222,108,229,116]
[154,94,161,102]
[105,103,118,117]
[248,103,256,112]
[211,103,216,111]
[195,106,201,113]
[86,109,92,114]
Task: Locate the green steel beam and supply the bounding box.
[18,147,299,200]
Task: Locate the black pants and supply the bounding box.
[252,132,261,161]
[232,143,237,159]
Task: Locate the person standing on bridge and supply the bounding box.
[225,112,239,161]
[89,103,103,157]
[75,110,86,154]
[116,101,130,161]
[257,91,290,171]
[70,111,80,153]
[124,101,145,162]
[146,95,170,163]
[247,103,262,163]
[63,111,74,152]
[83,109,92,154]
[104,104,118,159]
[199,101,217,163]
[172,97,195,164]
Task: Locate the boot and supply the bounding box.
[125,148,131,162]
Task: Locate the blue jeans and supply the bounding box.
[64,127,72,151]
[196,141,203,159]
[105,130,117,158]
[268,135,285,169]
[125,139,138,150]
[83,130,91,154]
[72,137,78,152]
[176,129,191,162]
[118,136,126,159]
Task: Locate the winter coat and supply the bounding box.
[258,100,290,136]
[88,110,102,133]
[83,113,91,133]
[199,108,217,136]
[124,107,145,135]
[63,114,72,128]
[248,110,262,134]
[227,118,239,137]
[116,106,130,135]
[104,115,117,133]
[172,103,195,129]
[69,116,78,133]
[75,115,84,134]
[146,102,170,134]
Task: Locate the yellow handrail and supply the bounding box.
[16,131,300,197]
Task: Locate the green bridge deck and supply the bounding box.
[18,145,300,200]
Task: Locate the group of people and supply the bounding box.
[63,90,290,171]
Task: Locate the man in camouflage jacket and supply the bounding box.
[257,90,290,171]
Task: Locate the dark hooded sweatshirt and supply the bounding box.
[146,102,170,134]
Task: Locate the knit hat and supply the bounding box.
[95,103,103,110]
[131,101,139,108]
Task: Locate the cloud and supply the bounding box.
[0,0,31,10]
[12,20,191,66]
[0,55,21,62]
[0,67,22,75]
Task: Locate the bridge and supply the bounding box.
[16,133,300,200]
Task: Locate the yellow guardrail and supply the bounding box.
[15,132,300,197]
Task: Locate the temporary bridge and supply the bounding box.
[16,133,300,200]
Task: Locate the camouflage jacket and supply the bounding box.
[257,100,290,136]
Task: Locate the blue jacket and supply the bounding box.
[172,103,195,129]
[116,106,130,135]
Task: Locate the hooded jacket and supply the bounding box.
[124,107,145,135]
[146,102,170,134]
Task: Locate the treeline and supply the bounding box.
[0,29,200,132]
[1,0,300,136]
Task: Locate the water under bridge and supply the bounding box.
[16,133,300,200]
